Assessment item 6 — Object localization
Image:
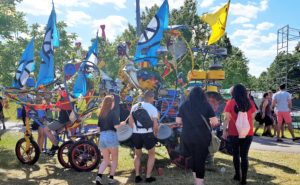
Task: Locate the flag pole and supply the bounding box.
[136,0,141,37]
[224,0,231,32]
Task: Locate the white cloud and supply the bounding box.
[90,0,127,9]
[242,24,255,28]
[17,0,52,16]
[17,0,127,16]
[256,22,274,30]
[246,44,277,77]
[65,11,92,27]
[229,0,268,20]
[140,0,184,10]
[92,16,128,41]
[199,0,215,8]
[231,17,250,24]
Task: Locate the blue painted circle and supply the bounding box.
[64,63,76,76]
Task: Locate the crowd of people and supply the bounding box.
[1,82,299,185]
[253,84,300,142]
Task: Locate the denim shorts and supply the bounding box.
[99,131,119,150]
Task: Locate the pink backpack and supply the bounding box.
[236,111,250,138]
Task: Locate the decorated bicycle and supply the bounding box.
[4,2,102,172]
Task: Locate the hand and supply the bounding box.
[120,121,126,126]
[222,130,228,140]
[261,113,265,119]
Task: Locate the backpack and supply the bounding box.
[132,103,153,130]
[236,111,250,138]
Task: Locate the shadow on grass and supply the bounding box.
[215,157,277,185]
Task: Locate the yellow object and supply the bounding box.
[207,70,225,80]
[187,70,206,81]
[207,85,218,92]
[140,61,150,68]
[200,0,230,45]
[138,79,156,90]
[98,60,106,69]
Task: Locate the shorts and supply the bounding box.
[255,113,273,126]
[132,133,157,150]
[277,112,292,125]
[99,131,119,150]
[48,120,68,131]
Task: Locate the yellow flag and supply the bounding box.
[201,0,230,45]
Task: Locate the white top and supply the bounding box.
[131,102,159,134]
[273,90,292,112]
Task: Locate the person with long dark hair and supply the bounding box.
[96,95,124,185]
[222,84,256,185]
[176,87,218,185]
[254,92,273,136]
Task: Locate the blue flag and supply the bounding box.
[73,33,99,97]
[35,4,60,88]
[134,0,169,66]
[13,38,35,88]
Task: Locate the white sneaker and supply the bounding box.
[95,176,103,185]
[108,177,116,184]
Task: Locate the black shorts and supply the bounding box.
[132,133,157,150]
[58,110,72,124]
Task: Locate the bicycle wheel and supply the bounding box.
[68,140,100,172]
[15,138,40,165]
[57,140,74,168]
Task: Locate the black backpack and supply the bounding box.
[132,103,153,130]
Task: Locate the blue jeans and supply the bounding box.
[99,131,119,150]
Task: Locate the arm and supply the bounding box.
[222,112,231,140]
[261,100,268,118]
[153,118,159,136]
[209,117,219,128]
[128,113,134,128]
[272,99,276,109]
[288,96,292,110]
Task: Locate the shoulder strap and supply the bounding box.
[200,114,212,132]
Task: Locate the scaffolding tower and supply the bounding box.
[276,25,300,91]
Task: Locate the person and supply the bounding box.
[29,99,47,151]
[247,89,258,110]
[128,90,159,183]
[43,88,73,155]
[176,87,218,185]
[222,84,257,185]
[119,96,133,123]
[272,84,300,142]
[0,97,5,130]
[254,92,273,137]
[21,105,27,126]
[96,95,124,185]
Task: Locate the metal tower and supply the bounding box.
[276,25,300,90]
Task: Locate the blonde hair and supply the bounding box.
[98,95,114,118]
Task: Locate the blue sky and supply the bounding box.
[16,0,300,77]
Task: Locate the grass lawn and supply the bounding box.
[0,131,299,185]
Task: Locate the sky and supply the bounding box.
[16,0,300,77]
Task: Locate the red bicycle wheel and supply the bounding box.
[15,138,40,165]
[68,140,100,172]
